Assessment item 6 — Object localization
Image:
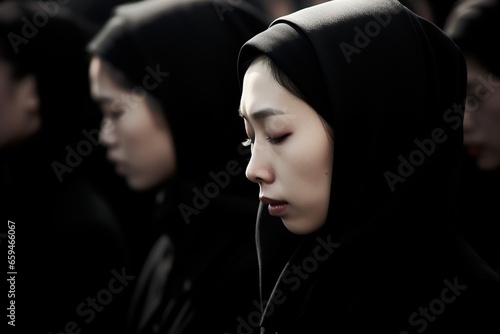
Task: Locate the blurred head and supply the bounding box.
[89,57,177,191]
[87,0,268,196]
[463,58,500,170]
[444,0,500,171]
[0,1,97,159]
[240,56,333,234]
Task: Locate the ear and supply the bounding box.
[16,74,40,113]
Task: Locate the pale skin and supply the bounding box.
[89,57,177,191]
[464,57,500,171]
[0,59,40,148]
[239,59,334,235]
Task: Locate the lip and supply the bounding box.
[107,154,128,175]
[115,162,128,175]
[260,196,288,217]
[465,144,484,157]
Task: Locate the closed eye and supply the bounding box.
[266,134,289,145]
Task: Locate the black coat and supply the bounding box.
[127,186,260,334]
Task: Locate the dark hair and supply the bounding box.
[251,54,307,102]
[96,57,166,118]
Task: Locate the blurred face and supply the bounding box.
[89,57,177,191]
[464,57,500,171]
[239,60,333,235]
[0,59,40,148]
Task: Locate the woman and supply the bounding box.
[237,0,500,332]
[444,0,500,274]
[0,1,128,333]
[87,0,268,333]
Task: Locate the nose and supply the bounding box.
[99,119,118,148]
[245,144,274,184]
[463,109,474,132]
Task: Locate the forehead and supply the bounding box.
[89,57,128,98]
[242,61,275,94]
[240,60,291,112]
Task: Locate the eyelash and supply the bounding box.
[242,134,289,147]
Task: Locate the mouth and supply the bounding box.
[114,162,128,175]
[260,196,289,217]
[465,144,484,157]
[107,154,128,175]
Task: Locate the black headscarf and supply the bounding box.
[444,0,500,78]
[88,0,268,197]
[237,0,500,332]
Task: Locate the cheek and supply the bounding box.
[290,132,332,202]
[0,97,39,146]
[120,108,160,152]
[292,134,332,183]
[123,108,176,179]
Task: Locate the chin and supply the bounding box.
[127,178,154,192]
[282,217,324,235]
[477,156,500,171]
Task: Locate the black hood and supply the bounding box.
[235,0,489,331]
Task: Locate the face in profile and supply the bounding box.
[0,59,40,148]
[464,57,500,171]
[89,57,177,191]
[239,59,333,235]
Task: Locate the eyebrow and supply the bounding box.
[238,108,285,120]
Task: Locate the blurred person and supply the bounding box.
[399,0,458,28]
[87,0,268,333]
[0,1,129,332]
[236,0,500,332]
[64,0,139,30]
[398,0,435,22]
[257,0,331,19]
[444,0,500,274]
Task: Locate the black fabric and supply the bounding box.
[88,1,269,333]
[237,0,500,332]
[455,153,500,274]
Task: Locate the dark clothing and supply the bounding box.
[1,137,128,334]
[0,2,129,332]
[455,153,500,274]
[256,207,500,333]
[128,191,260,334]
[237,0,500,332]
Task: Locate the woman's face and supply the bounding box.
[464,57,500,171]
[239,60,333,235]
[89,57,177,191]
